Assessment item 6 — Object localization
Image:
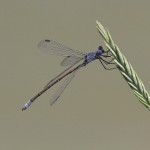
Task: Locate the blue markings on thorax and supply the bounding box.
[82,51,97,66]
[87,52,97,62]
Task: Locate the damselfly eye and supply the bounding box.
[97,47,104,55]
[98,46,103,50]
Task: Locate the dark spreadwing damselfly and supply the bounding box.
[22,39,116,111]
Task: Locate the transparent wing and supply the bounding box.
[50,67,80,105]
[61,56,85,66]
[38,39,86,57]
[43,63,78,89]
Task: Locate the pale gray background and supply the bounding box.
[1,0,150,150]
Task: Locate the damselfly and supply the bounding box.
[22,40,116,111]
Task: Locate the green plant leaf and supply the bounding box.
[96,20,150,110]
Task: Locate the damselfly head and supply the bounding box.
[97,46,104,55]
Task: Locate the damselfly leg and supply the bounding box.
[98,50,117,70]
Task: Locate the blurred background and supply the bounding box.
[1,0,150,149]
